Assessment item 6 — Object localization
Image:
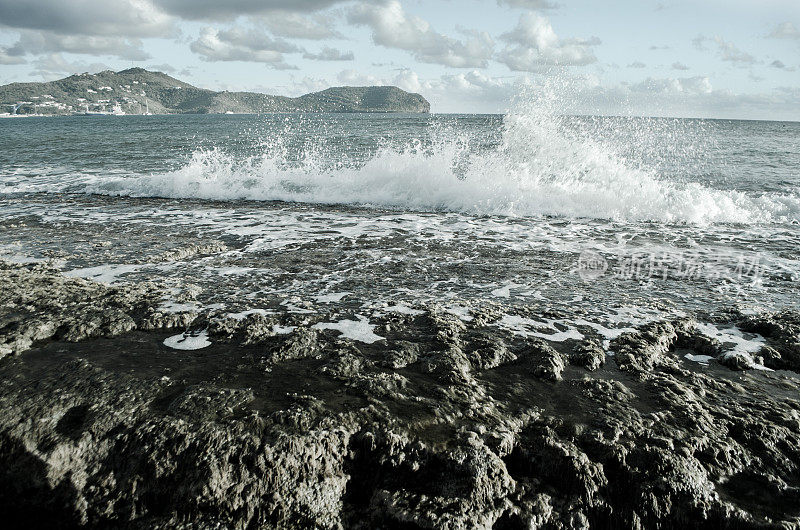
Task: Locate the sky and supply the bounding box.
[0,0,798,119]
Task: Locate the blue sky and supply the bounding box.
[0,0,798,119]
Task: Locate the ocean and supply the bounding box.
[1,102,799,358]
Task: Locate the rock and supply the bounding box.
[465,334,517,370]
[376,341,420,369]
[529,340,567,381]
[1,265,800,528]
[570,339,606,371]
[738,310,800,372]
[718,352,755,371]
[0,261,191,358]
[612,319,695,373]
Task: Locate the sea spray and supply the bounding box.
[6,81,799,224]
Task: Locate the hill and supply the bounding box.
[0,68,431,115]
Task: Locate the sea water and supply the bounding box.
[1,94,798,346]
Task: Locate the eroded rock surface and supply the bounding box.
[0,262,194,358]
[1,263,799,529]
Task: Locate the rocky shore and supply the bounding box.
[1,260,799,529]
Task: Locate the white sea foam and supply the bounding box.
[63,264,142,284]
[163,330,212,350]
[696,322,771,371]
[496,314,585,342]
[227,308,275,320]
[3,84,798,227]
[313,315,384,343]
[315,292,351,303]
[383,303,425,316]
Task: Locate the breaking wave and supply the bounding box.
[66,85,800,224]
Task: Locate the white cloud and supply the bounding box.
[694,35,757,65]
[153,0,345,20]
[190,27,301,68]
[29,53,111,78]
[303,47,354,61]
[336,69,381,86]
[0,0,176,62]
[767,22,800,40]
[631,76,713,95]
[8,30,151,61]
[628,61,646,68]
[714,37,757,64]
[259,12,342,40]
[347,0,494,68]
[291,75,331,94]
[672,62,689,71]
[497,13,599,71]
[497,0,558,10]
[148,63,177,73]
[335,67,518,112]
[770,59,796,71]
[0,0,174,38]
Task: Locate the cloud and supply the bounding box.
[693,35,757,65]
[713,37,757,64]
[336,69,381,85]
[259,12,342,40]
[0,46,26,65]
[335,67,519,112]
[575,78,800,120]
[28,53,110,78]
[6,30,151,61]
[303,47,354,61]
[0,0,174,38]
[631,76,712,95]
[671,62,689,71]
[190,27,301,68]
[290,75,331,95]
[153,0,345,20]
[496,0,558,10]
[767,22,800,40]
[497,13,599,71]
[0,0,174,62]
[627,61,646,68]
[148,63,177,73]
[347,0,494,68]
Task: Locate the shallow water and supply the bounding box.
[1,106,798,346]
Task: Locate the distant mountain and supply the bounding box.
[0,68,431,115]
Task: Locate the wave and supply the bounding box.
[11,84,800,225]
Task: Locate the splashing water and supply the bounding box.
[9,81,800,225]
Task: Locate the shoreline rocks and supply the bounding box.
[1,262,799,528]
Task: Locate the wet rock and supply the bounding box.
[570,339,606,371]
[612,319,694,373]
[465,334,517,370]
[739,310,800,372]
[266,327,321,364]
[718,351,756,371]
[0,261,191,357]
[376,340,420,369]
[1,266,800,528]
[527,339,567,381]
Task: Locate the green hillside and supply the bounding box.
[0,68,431,115]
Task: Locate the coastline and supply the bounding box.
[1,260,799,528]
